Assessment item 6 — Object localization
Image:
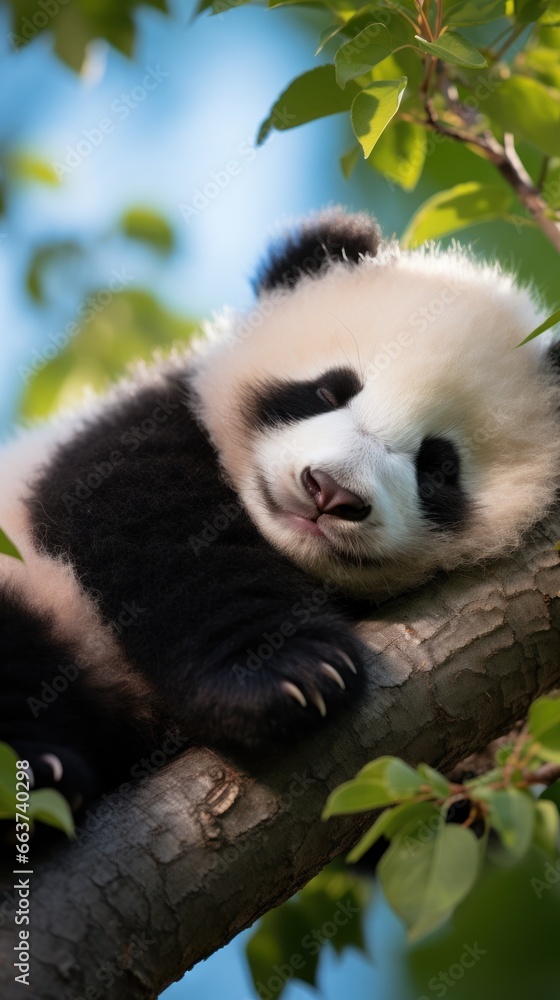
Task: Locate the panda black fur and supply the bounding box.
[1,208,559,811]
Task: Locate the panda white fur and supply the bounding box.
[1,208,559,809]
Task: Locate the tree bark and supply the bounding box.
[2,513,560,1000]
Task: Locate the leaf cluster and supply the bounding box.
[324,694,560,939]
[197,0,560,262]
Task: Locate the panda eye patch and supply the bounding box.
[415,436,468,531]
[254,366,361,427]
[316,386,338,407]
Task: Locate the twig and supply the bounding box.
[422,102,560,254]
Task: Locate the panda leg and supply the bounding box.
[0,589,102,811]
[142,565,368,749]
[6,741,97,813]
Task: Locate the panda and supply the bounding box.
[1,207,559,812]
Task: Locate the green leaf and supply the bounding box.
[533,799,560,854]
[484,76,560,157]
[323,778,404,816]
[258,66,359,144]
[0,742,19,815]
[414,30,487,67]
[120,207,175,253]
[0,528,23,561]
[351,77,407,157]
[20,290,197,421]
[316,9,390,54]
[540,780,560,810]
[486,787,535,858]
[8,153,60,186]
[26,241,84,304]
[325,756,426,817]
[541,0,560,24]
[246,866,367,998]
[515,0,546,23]
[357,756,425,797]
[368,119,427,190]
[347,800,438,862]
[340,143,362,178]
[335,24,393,87]
[379,819,480,939]
[516,306,560,347]
[416,764,451,797]
[402,181,513,247]
[445,0,506,25]
[496,744,514,765]
[28,788,75,838]
[317,22,346,53]
[528,696,560,760]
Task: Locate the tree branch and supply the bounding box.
[2,512,560,1000]
[422,100,560,253]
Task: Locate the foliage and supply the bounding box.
[198,0,560,268]
[5,0,169,70]
[0,742,74,837]
[246,862,371,999]
[323,694,560,941]
[19,288,197,420]
[118,207,175,254]
[0,528,23,560]
[247,697,560,998]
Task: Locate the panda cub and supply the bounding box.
[1,208,559,810]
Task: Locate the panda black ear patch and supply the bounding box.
[253,208,382,295]
[543,337,560,379]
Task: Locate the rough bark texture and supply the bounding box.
[2,513,560,1000]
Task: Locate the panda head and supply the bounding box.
[192,208,560,598]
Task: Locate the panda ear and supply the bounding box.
[253,208,383,295]
[542,336,560,378]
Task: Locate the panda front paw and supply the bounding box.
[233,628,366,745]
[184,620,367,749]
[278,647,360,718]
[9,741,98,814]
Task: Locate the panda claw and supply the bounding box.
[338,651,357,674]
[40,753,63,783]
[310,689,327,718]
[321,663,346,690]
[281,681,307,708]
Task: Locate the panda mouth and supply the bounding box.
[258,474,323,531]
[257,474,376,549]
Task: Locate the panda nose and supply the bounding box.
[301,468,371,522]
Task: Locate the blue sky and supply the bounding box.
[0,0,410,432]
